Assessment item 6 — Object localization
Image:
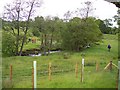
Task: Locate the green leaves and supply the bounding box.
[61,17,102,51]
[2,31,16,56]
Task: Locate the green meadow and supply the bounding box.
[2,34,118,88]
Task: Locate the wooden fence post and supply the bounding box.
[75,62,78,78]
[109,61,112,71]
[118,61,120,90]
[32,67,34,90]
[81,65,82,82]
[96,61,99,72]
[10,65,12,81]
[49,62,52,81]
[116,69,119,90]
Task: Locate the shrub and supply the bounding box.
[2,31,16,56]
[63,53,70,59]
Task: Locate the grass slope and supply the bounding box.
[2,34,118,88]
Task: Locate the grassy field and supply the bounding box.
[2,34,118,88]
[22,37,40,51]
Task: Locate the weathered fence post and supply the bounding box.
[10,64,12,81]
[81,58,84,83]
[118,61,120,90]
[48,62,52,81]
[117,68,119,90]
[96,61,99,72]
[109,61,112,71]
[32,67,34,90]
[75,62,78,78]
[33,61,37,90]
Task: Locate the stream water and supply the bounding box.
[29,50,61,57]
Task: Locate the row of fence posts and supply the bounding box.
[9,60,115,89]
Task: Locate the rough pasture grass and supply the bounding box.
[2,34,118,88]
[22,40,40,50]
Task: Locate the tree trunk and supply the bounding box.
[40,34,44,54]
[41,34,44,46]
[19,1,34,56]
[19,27,28,56]
[40,34,44,48]
[43,34,47,56]
[16,10,20,55]
[48,33,53,55]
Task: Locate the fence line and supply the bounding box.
[4,60,118,88]
[6,60,118,79]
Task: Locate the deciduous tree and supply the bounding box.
[3,0,43,56]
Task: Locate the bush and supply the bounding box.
[61,17,102,51]
[2,31,16,56]
[63,53,70,59]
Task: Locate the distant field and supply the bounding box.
[22,37,40,50]
[2,34,118,88]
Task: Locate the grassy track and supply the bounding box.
[2,34,118,88]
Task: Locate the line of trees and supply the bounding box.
[2,16,103,56]
[2,0,119,56]
[2,0,43,56]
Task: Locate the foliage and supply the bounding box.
[96,19,109,34]
[96,18,119,34]
[2,0,119,57]
[61,17,102,51]
[31,16,44,37]
[2,31,16,56]
[30,16,64,55]
[3,0,43,56]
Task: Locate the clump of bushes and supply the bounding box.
[2,31,16,57]
[63,53,70,59]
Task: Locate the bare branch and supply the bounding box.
[74,1,95,19]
